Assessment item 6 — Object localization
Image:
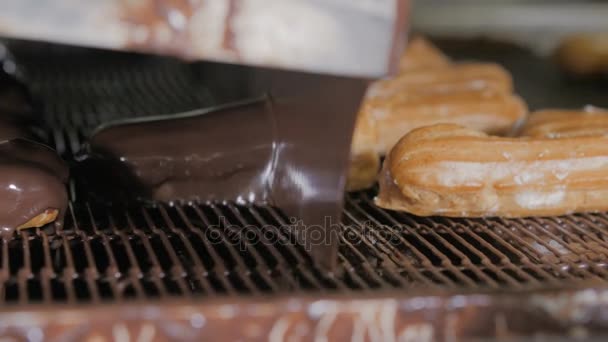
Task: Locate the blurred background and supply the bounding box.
[412,0,608,55]
[409,0,608,109]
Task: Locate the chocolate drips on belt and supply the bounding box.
[0,139,68,239]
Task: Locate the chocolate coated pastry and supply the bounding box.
[376,124,608,218]
[77,99,275,203]
[0,45,41,141]
[0,139,68,238]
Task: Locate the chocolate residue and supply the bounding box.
[0,139,68,239]
[121,0,202,57]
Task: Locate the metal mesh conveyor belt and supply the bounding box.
[3,41,608,305]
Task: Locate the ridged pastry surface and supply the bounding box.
[366,88,528,154]
[376,124,608,218]
[368,63,513,100]
[347,36,449,191]
[521,107,608,138]
[348,37,528,190]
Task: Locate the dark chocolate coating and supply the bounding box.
[78,64,367,269]
[81,98,273,203]
[0,139,68,238]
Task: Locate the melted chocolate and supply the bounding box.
[78,64,367,269]
[80,98,274,203]
[0,139,68,239]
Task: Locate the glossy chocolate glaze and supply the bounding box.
[79,64,367,269]
[80,97,274,203]
[0,139,68,239]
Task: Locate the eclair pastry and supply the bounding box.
[376,124,608,218]
[346,104,380,191]
[520,107,608,138]
[347,36,450,191]
[347,39,527,191]
[398,36,450,71]
[364,88,527,154]
[367,63,513,100]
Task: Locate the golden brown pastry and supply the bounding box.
[17,209,59,230]
[364,88,528,154]
[347,108,380,191]
[347,37,524,191]
[376,124,608,218]
[347,36,449,191]
[554,33,608,77]
[399,36,450,71]
[368,63,513,100]
[520,107,608,138]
